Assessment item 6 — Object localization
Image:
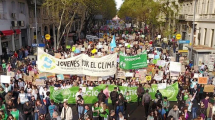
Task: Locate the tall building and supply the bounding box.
[178,0,215,48]
[0,0,29,55]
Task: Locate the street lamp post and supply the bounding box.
[190,0,197,60]
[35,0,38,44]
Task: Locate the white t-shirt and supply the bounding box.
[75,92,83,100]
[19,93,28,104]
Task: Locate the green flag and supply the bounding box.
[119,51,148,70]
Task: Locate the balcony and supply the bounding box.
[178,14,185,20]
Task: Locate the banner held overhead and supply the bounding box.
[37,48,117,76]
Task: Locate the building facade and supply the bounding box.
[178,0,215,48]
[0,0,29,55]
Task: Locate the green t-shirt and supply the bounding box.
[125,95,131,103]
[184,94,189,101]
[2,63,6,69]
[92,106,99,117]
[10,110,19,120]
[0,104,6,114]
[99,107,109,118]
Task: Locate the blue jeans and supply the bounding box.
[116,106,124,115]
[34,113,38,120]
[40,95,44,104]
[192,107,197,119]
[105,99,108,105]
[207,118,212,120]
[78,106,84,118]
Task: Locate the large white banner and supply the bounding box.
[37,48,117,76]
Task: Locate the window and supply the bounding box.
[0,1,3,13]
[11,1,15,13]
[204,28,207,45]
[207,0,209,14]
[211,29,214,47]
[18,2,25,14]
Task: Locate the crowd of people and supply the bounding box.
[0,29,214,120]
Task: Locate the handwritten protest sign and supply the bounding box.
[146,76,151,81]
[57,74,64,80]
[55,53,61,58]
[86,76,98,81]
[35,79,45,86]
[7,72,15,77]
[204,85,214,92]
[0,75,10,83]
[169,62,181,72]
[198,77,208,84]
[116,71,126,79]
[29,71,34,77]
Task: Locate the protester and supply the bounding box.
[1,30,215,120]
[142,89,151,116]
[110,87,118,110]
[52,111,61,120]
[77,95,84,119]
[60,102,73,120]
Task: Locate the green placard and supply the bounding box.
[119,51,148,70]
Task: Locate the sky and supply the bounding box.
[115,0,124,10]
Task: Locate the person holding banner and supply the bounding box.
[137,84,144,106]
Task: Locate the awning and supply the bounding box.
[0,30,14,36]
[15,29,21,34]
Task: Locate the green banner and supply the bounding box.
[50,82,178,104]
[119,51,147,70]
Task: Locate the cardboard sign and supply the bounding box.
[204,85,214,92]
[35,79,45,86]
[193,73,199,78]
[146,76,151,81]
[170,71,180,76]
[7,72,15,77]
[194,66,198,71]
[158,83,167,89]
[169,62,181,72]
[198,77,208,84]
[24,75,32,82]
[125,72,134,77]
[55,53,61,58]
[29,71,34,77]
[169,57,175,62]
[57,74,64,80]
[163,49,167,53]
[148,54,154,59]
[86,76,98,81]
[64,74,70,79]
[116,71,126,79]
[181,65,186,73]
[0,75,10,83]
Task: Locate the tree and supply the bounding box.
[43,0,85,49]
[118,0,179,39]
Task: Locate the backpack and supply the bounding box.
[144,94,150,103]
[110,91,117,100]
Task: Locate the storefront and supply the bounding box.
[0,29,22,55]
[188,45,215,70]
